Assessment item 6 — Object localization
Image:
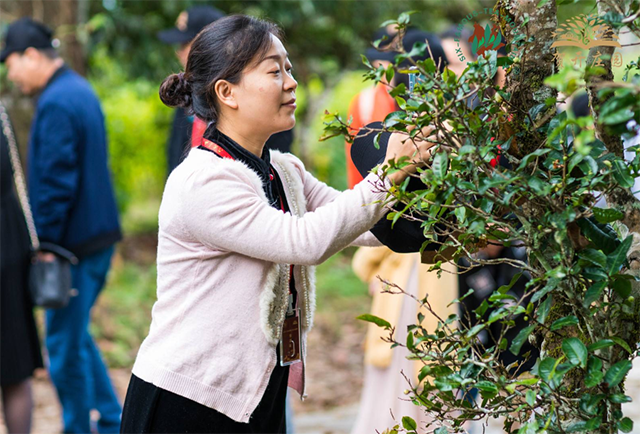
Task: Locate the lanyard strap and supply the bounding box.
[201,138,235,161]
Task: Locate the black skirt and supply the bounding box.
[120,361,289,433]
[0,194,44,386]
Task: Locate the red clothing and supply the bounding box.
[345,83,397,189]
[191,117,207,148]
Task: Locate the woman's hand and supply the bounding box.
[383,125,438,184]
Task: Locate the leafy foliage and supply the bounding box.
[90,47,172,212]
[326,10,640,434]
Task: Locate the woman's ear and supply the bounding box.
[214,80,238,110]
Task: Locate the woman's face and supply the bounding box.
[232,34,298,136]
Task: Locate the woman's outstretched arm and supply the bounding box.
[180,161,392,266]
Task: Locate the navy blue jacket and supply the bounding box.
[28,66,121,258]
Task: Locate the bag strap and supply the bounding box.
[0,102,40,251]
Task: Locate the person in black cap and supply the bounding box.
[1,17,59,93]
[2,17,123,433]
[348,29,456,434]
[158,6,226,174]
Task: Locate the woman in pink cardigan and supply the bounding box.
[120,14,435,433]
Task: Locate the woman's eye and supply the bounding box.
[271,69,281,75]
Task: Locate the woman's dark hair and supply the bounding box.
[159,15,282,123]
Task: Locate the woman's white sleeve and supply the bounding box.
[181,166,391,266]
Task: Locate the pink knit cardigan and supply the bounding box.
[131,148,390,423]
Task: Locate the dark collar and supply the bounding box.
[204,127,272,185]
[43,64,69,92]
[35,64,69,105]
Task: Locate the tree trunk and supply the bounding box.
[56,0,86,76]
[497,0,558,158]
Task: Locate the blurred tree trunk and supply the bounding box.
[54,0,87,76]
[2,0,86,74]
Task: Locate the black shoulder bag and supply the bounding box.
[0,102,77,309]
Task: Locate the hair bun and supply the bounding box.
[159,72,192,108]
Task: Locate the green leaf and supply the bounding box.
[593,207,625,224]
[510,325,535,356]
[402,416,417,431]
[584,417,602,431]
[604,359,632,387]
[537,357,557,381]
[487,308,510,324]
[612,160,635,188]
[566,421,589,432]
[406,331,414,349]
[587,339,614,352]
[618,417,633,433]
[517,149,551,171]
[475,380,499,398]
[537,295,553,324]
[466,323,486,338]
[526,389,536,406]
[383,111,408,129]
[481,50,497,79]
[531,278,559,303]
[562,338,588,368]
[609,393,632,403]
[576,218,620,254]
[579,249,607,268]
[583,281,606,307]
[602,108,634,125]
[528,176,551,195]
[356,314,391,329]
[550,315,579,331]
[607,235,633,275]
[475,299,490,317]
[432,152,449,180]
[579,155,599,175]
[610,336,633,354]
[612,277,632,298]
[585,357,604,388]
[386,66,395,84]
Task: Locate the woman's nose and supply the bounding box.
[285,73,297,91]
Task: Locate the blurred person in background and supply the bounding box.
[160,5,294,176]
[344,25,398,189]
[347,29,459,434]
[0,101,44,434]
[158,5,225,174]
[440,25,474,77]
[2,17,122,433]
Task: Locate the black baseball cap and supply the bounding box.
[1,17,55,63]
[158,6,225,45]
[399,29,448,72]
[365,27,399,63]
